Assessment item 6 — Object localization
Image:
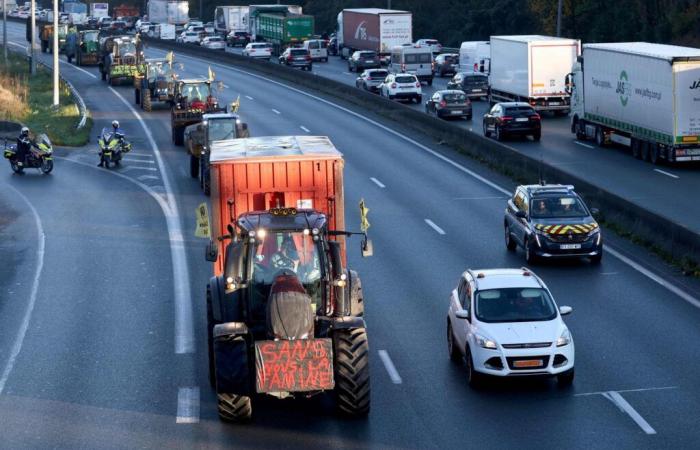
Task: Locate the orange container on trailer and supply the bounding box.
[209,136,346,277]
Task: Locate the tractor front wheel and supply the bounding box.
[190,154,199,179]
[217,393,252,422]
[334,328,370,416]
[142,91,153,112]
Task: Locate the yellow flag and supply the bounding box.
[230,95,240,113]
[195,203,211,238]
[208,66,215,81]
[165,51,174,64]
[359,199,370,233]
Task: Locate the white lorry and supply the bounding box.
[336,8,412,59]
[568,42,700,163]
[459,41,490,74]
[214,6,249,34]
[489,35,579,113]
[148,0,188,26]
[90,2,109,20]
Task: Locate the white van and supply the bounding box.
[303,39,328,62]
[459,41,491,74]
[389,46,434,85]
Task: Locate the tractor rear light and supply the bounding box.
[415,82,421,88]
[531,114,541,121]
[439,100,447,108]
[391,83,397,88]
[306,55,311,61]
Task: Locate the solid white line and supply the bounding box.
[342,72,352,75]
[425,219,446,235]
[137,174,160,181]
[377,350,402,384]
[0,185,45,396]
[127,151,153,157]
[151,47,700,309]
[271,108,281,114]
[122,166,158,171]
[653,168,679,179]
[574,141,595,149]
[370,177,386,188]
[176,387,200,424]
[300,125,310,133]
[603,391,657,435]
[108,87,194,354]
[245,95,254,100]
[124,158,156,164]
[575,385,678,397]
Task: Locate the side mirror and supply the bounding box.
[590,207,600,218]
[559,306,573,316]
[515,210,527,219]
[361,238,373,258]
[196,124,203,132]
[205,239,218,262]
[455,309,470,320]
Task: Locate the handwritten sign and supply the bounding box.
[194,203,211,238]
[255,339,334,393]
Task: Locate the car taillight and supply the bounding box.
[391,83,397,88]
[415,82,420,88]
[287,55,293,61]
[439,100,447,108]
[530,114,541,121]
[306,55,311,61]
[499,116,513,123]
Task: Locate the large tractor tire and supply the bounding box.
[172,126,184,145]
[334,328,370,416]
[101,69,106,81]
[217,393,252,422]
[142,91,153,112]
[134,88,140,105]
[190,154,199,179]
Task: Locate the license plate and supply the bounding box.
[516,117,529,122]
[451,110,463,115]
[513,359,543,368]
[255,339,334,393]
[366,60,375,63]
[560,244,581,250]
[472,89,482,92]
[550,102,561,106]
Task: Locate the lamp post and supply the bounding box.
[30,0,35,74]
[2,0,7,62]
[52,0,59,106]
[556,0,563,37]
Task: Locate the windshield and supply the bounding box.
[368,70,388,78]
[118,41,136,55]
[181,83,210,100]
[290,49,307,56]
[476,288,557,323]
[208,120,236,141]
[396,75,416,83]
[405,53,433,64]
[359,52,376,58]
[83,31,98,41]
[531,195,589,218]
[465,75,488,85]
[443,93,467,103]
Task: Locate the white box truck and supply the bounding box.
[90,2,109,20]
[148,0,188,26]
[489,35,580,113]
[459,41,490,74]
[215,6,249,34]
[569,42,700,163]
[337,8,412,59]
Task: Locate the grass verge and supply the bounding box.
[0,51,92,146]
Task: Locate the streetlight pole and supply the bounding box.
[556,0,563,37]
[30,0,35,74]
[52,0,59,106]
[2,0,7,62]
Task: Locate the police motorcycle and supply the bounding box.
[3,133,54,174]
[98,126,132,168]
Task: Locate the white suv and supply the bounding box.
[379,73,422,103]
[447,268,574,387]
[242,43,272,60]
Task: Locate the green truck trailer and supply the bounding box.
[255,13,314,55]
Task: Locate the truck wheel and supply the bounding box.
[595,126,605,147]
[483,121,491,137]
[101,70,106,81]
[631,139,642,159]
[142,92,152,112]
[190,154,199,179]
[649,144,660,165]
[217,393,252,422]
[334,328,370,416]
[135,88,140,105]
[641,141,650,162]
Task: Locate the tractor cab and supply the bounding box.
[175,79,219,112]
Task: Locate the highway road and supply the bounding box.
[222,45,700,236]
[3,22,700,448]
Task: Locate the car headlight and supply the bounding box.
[475,334,498,350]
[556,329,571,347]
[588,228,602,245]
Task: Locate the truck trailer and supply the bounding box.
[248,4,302,41]
[489,35,580,113]
[203,135,372,422]
[214,6,249,34]
[459,41,490,74]
[337,8,412,59]
[568,42,700,163]
[147,0,188,26]
[252,12,313,55]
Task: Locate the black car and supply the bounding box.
[447,72,489,99]
[483,102,541,141]
[425,90,472,120]
[279,48,313,71]
[434,53,459,77]
[504,184,602,264]
[348,51,380,72]
[227,31,250,47]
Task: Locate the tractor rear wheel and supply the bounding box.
[190,154,199,179]
[334,328,370,416]
[217,393,252,422]
[142,91,153,112]
[135,88,140,105]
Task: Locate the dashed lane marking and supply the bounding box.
[378,350,402,384]
[137,175,160,181]
[272,108,281,114]
[176,387,200,424]
[122,166,158,171]
[300,125,310,133]
[653,168,679,179]
[370,177,386,188]
[574,141,595,149]
[602,391,657,435]
[424,219,446,235]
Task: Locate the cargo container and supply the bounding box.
[62,1,86,14]
[337,8,412,58]
[147,0,188,25]
[253,13,313,55]
[459,41,490,74]
[90,2,109,19]
[489,35,580,112]
[214,5,249,34]
[248,4,302,40]
[569,42,700,163]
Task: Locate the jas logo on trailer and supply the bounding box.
[354,21,368,41]
[615,70,631,106]
[691,79,700,90]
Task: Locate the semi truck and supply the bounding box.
[459,41,490,74]
[202,135,372,422]
[248,4,302,41]
[568,42,700,163]
[90,3,109,20]
[489,35,580,113]
[147,0,188,26]
[252,12,313,55]
[214,5,249,34]
[337,8,412,59]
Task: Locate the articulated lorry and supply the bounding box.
[337,8,412,59]
[568,42,700,163]
[248,4,302,40]
[214,6,249,34]
[251,11,313,55]
[202,135,372,422]
[489,35,580,113]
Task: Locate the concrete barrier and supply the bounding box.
[147,38,700,267]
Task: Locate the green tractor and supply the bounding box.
[170,78,226,145]
[99,36,143,86]
[75,30,100,66]
[134,58,176,112]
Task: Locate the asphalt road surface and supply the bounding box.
[2,22,700,449]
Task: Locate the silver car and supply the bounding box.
[356,69,389,93]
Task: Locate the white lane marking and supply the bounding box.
[122,166,158,172]
[606,247,700,309]
[600,272,619,275]
[222,84,230,89]
[653,168,679,179]
[453,196,505,200]
[370,177,386,188]
[108,87,194,355]
[602,391,656,435]
[245,95,254,100]
[137,175,160,181]
[377,350,402,384]
[343,72,352,75]
[151,48,700,309]
[124,158,156,164]
[271,108,281,114]
[125,151,153,157]
[574,141,595,149]
[299,125,310,133]
[0,185,46,396]
[176,387,200,424]
[575,386,678,397]
[425,219,446,235]
[9,41,97,79]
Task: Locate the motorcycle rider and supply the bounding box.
[98,120,126,167]
[16,127,39,168]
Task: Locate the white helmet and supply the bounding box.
[20,126,29,136]
[112,120,119,128]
